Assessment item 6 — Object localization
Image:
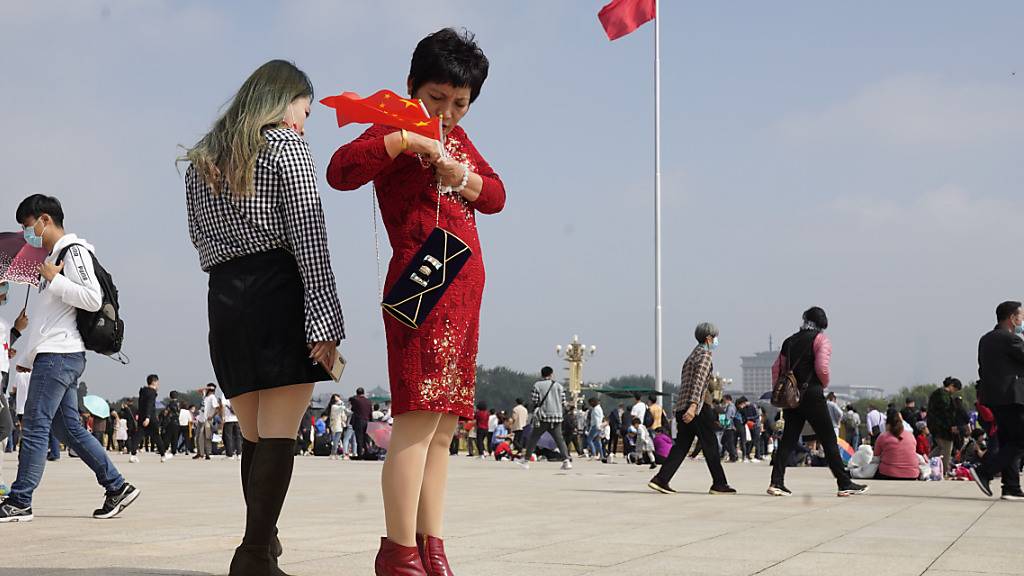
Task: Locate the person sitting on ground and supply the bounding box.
[961,428,988,467]
[873,410,919,480]
[915,422,931,457]
[653,428,673,465]
[632,417,655,469]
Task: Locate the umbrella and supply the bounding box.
[367,422,391,451]
[0,232,47,287]
[837,438,856,464]
[83,395,110,419]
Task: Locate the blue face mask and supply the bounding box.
[1015,323,1024,336]
[23,222,45,249]
[709,337,719,350]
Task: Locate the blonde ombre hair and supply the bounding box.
[181,60,314,196]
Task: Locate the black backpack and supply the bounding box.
[55,243,125,356]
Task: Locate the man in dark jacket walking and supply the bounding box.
[972,301,1024,500]
[927,377,961,475]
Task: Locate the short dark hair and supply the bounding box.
[944,377,963,391]
[170,391,179,399]
[541,366,554,378]
[826,392,836,401]
[905,397,915,405]
[723,394,733,401]
[515,398,523,405]
[648,395,657,403]
[206,383,216,389]
[803,306,828,330]
[356,387,365,395]
[146,374,159,385]
[477,401,487,411]
[996,301,1022,323]
[17,194,65,227]
[409,28,490,103]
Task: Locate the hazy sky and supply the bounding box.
[1,1,1021,400]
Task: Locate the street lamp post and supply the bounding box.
[556,334,597,409]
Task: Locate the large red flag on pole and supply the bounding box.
[598,0,664,399]
[598,0,656,41]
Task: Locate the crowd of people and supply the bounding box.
[2,23,1022,576]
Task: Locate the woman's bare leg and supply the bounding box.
[382,411,442,546]
[416,413,458,538]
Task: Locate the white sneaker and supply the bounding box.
[560,460,573,471]
[129,455,140,464]
[515,458,530,470]
[164,453,174,461]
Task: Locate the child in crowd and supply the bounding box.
[633,417,656,469]
[915,422,931,457]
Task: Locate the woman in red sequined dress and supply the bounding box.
[327,29,504,576]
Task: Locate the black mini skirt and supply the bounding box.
[208,249,329,399]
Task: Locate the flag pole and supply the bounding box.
[654,0,663,400]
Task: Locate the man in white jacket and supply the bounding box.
[0,195,139,523]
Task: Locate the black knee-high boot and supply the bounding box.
[230,438,295,576]
[242,439,282,558]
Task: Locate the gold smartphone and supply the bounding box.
[328,354,347,383]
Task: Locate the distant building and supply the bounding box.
[741,350,778,399]
[827,385,886,402]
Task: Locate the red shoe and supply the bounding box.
[375,537,427,576]
[416,534,454,576]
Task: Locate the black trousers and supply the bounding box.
[353,417,368,456]
[720,429,737,461]
[771,384,851,488]
[163,422,180,455]
[512,430,526,450]
[474,431,487,456]
[132,421,165,456]
[980,405,1024,493]
[609,427,620,456]
[654,406,728,487]
[223,421,241,457]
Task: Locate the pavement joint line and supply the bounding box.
[916,500,996,576]
[750,494,934,575]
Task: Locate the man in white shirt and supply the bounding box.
[178,403,193,455]
[0,284,28,495]
[865,405,886,445]
[1,195,139,523]
[510,399,529,450]
[221,397,241,460]
[195,383,219,460]
[631,393,648,425]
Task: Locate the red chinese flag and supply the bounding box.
[319,89,442,140]
[598,0,656,41]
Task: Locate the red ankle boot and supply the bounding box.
[375,537,427,576]
[416,534,454,576]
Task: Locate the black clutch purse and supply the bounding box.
[382,227,472,329]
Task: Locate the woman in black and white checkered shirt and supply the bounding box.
[181,59,344,576]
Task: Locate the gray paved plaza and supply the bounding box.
[2,453,1022,575]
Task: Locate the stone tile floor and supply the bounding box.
[1,453,1020,575]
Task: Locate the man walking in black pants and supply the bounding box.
[349,388,371,458]
[972,301,1024,501]
[162,391,181,456]
[133,375,168,463]
[649,323,734,495]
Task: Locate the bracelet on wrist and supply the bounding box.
[451,163,470,193]
[400,129,409,152]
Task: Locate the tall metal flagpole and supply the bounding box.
[654,0,663,400]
